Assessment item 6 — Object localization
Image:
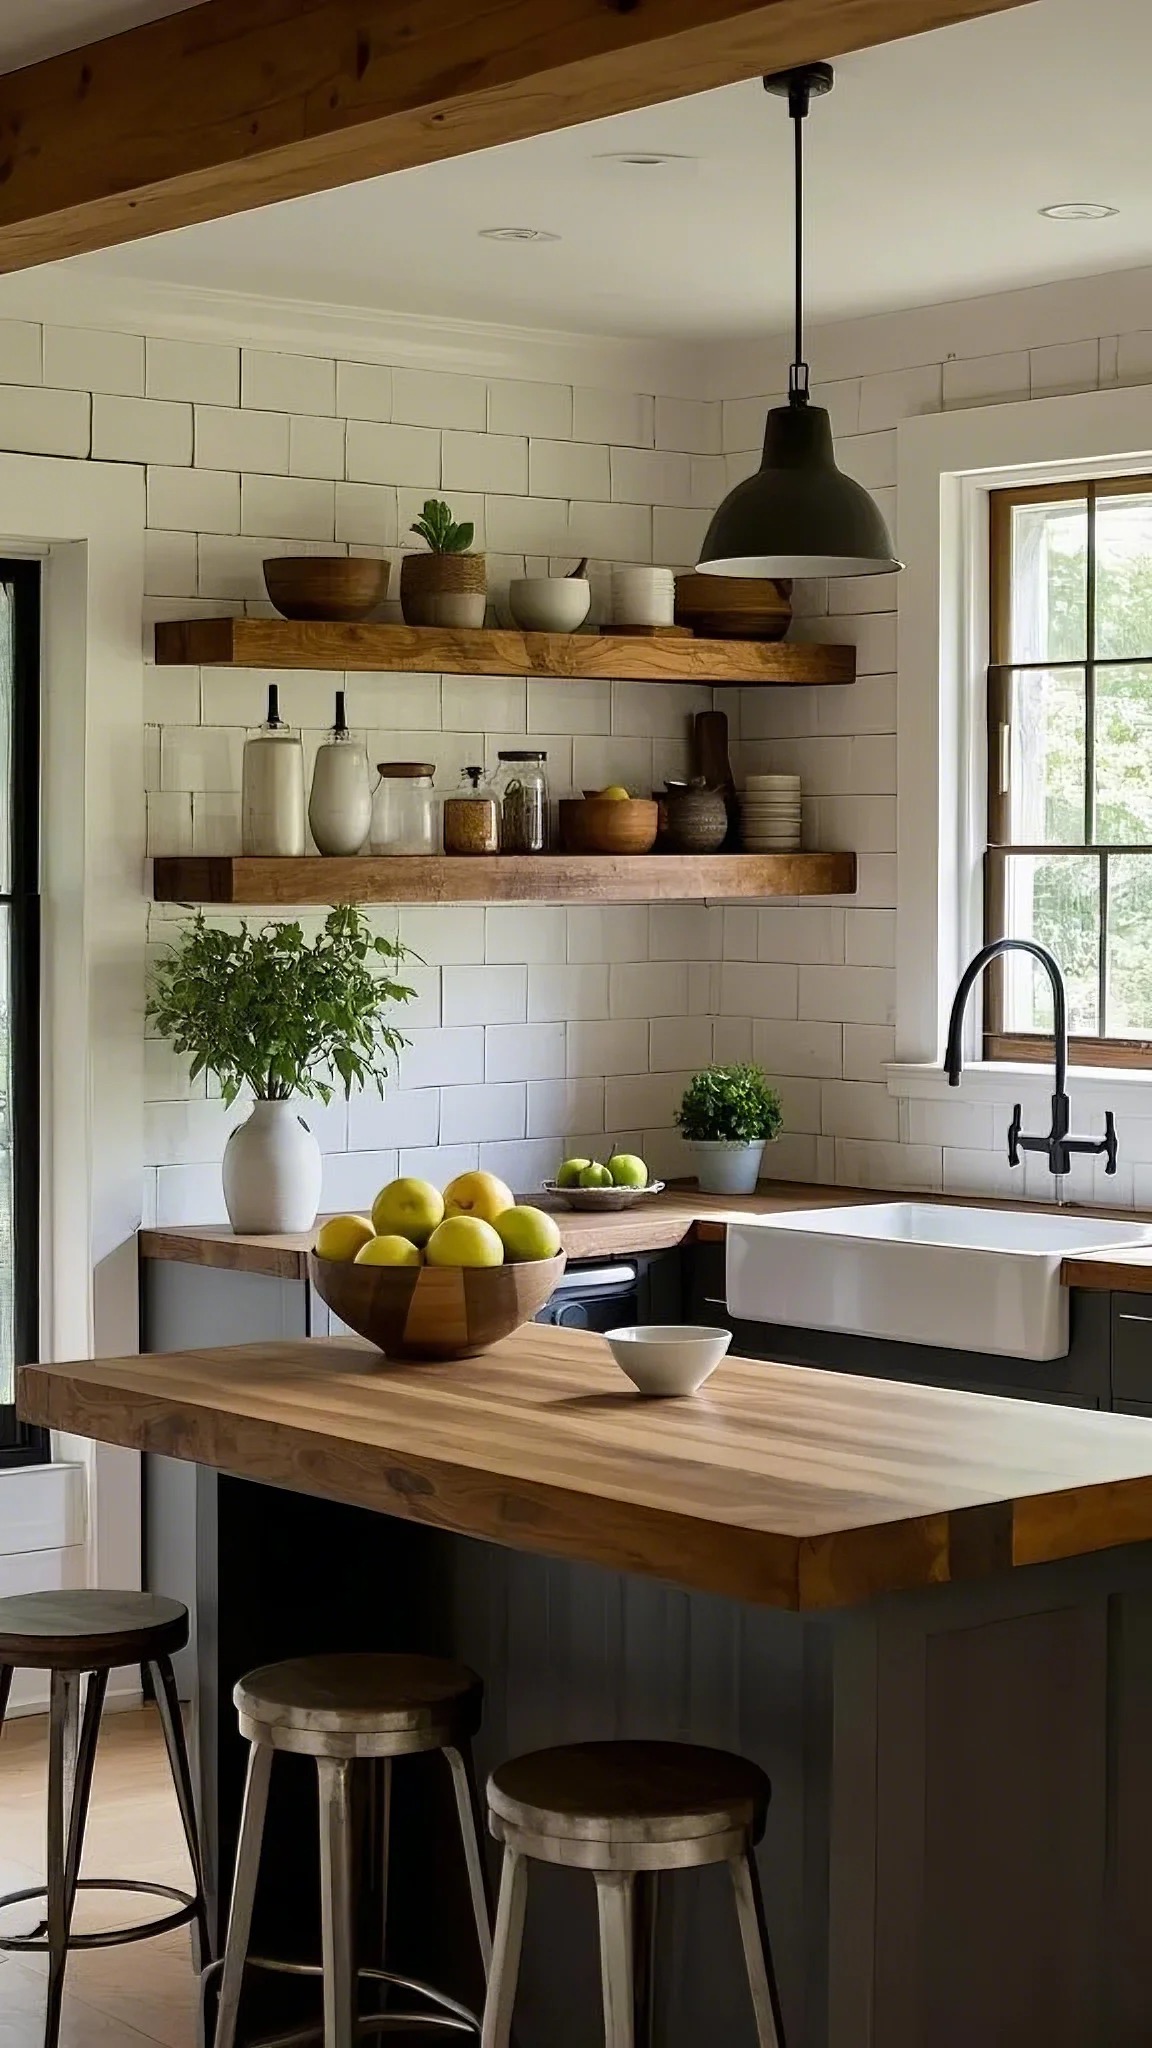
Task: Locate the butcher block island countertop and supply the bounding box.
[21,1324,1152,1611]
[139,1180,1152,1290]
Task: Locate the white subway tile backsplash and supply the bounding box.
[752,1019,842,1079]
[655,397,721,455]
[394,369,485,431]
[528,678,611,737]
[348,1087,439,1152]
[844,909,896,968]
[719,962,799,1020]
[335,362,393,422]
[145,529,198,598]
[904,1097,998,1149]
[857,364,941,431]
[649,1016,713,1072]
[46,325,142,396]
[756,907,844,965]
[148,339,239,406]
[485,905,566,964]
[572,388,653,447]
[570,500,652,564]
[571,735,653,795]
[841,1024,895,1083]
[488,379,572,439]
[400,1143,479,1182]
[400,1029,485,1090]
[942,351,1029,408]
[566,906,649,964]
[477,1137,558,1192]
[0,385,89,458]
[146,790,193,857]
[290,414,347,479]
[348,420,441,487]
[486,1023,566,1084]
[648,903,722,961]
[334,482,398,545]
[441,672,525,734]
[652,506,708,567]
[443,430,527,496]
[443,964,527,1026]
[526,1077,604,1139]
[0,321,41,384]
[820,1079,899,1143]
[835,1139,943,1192]
[148,465,238,533]
[799,964,893,1026]
[243,350,335,415]
[609,962,688,1018]
[440,1082,526,1145]
[604,1070,684,1132]
[530,438,609,500]
[197,405,289,474]
[241,474,335,540]
[486,495,569,554]
[610,447,691,507]
[528,964,608,1024]
[567,1020,649,1078]
[1030,338,1099,398]
[398,905,484,964]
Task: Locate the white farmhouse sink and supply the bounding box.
[726,1203,1152,1361]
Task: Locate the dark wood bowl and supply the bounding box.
[308,1250,567,1359]
[559,796,659,855]
[263,556,391,621]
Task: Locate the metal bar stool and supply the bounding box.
[481,1740,785,2048]
[208,1651,493,2047]
[0,1588,212,2048]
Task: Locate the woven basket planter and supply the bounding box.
[400,551,487,627]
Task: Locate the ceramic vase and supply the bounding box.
[690,1139,766,1196]
[222,1099,323,1234]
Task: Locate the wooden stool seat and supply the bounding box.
[235,1651,482,1759]
[489,1740,769,1850]
[481,1740,784,2048]
[0,1590,188,1671]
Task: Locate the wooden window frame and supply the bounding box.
[985,474,1152,1070]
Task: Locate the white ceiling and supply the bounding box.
[20,0,1152,343]
[0,0,196,71]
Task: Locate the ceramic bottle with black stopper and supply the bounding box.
[241,683,306,856]
[308,689,372,855]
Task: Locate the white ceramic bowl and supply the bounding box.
[604,1324,732,1397]
[509,577,591,633]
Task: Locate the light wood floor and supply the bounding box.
[0,1706,198,2046]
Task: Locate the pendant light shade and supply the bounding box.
[697,65,901,581]
[698,402,899,577]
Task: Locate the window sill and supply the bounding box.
[887,1061,1152,1111]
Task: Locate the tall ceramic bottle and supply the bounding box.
[241,684,306,856]
[308,690,372,855]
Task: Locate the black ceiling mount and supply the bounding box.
[763,62,834,107]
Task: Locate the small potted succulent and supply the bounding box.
[674,1063,783,1195]
[400,497,487,628]
[147,907,415,1234]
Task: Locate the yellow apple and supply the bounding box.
[425,1216,505,1268]
[371,1177,444,1246]
[599,785,631,801]
[556,1157,591,1188]
[579,1162,613,1188]
[443,1170,515,1224]
[354,1234,423,1267]
[314,1214,375,1262]
[494,1205,563,1263]
[608,1153,649,1189]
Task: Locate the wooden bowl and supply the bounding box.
[674,573,791,641]
[264,556,390,621]
[559,796,659,855]
[308,1250,567,1360]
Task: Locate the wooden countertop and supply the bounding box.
[140,1182,1152,1291]
[20,1326,1152,1611]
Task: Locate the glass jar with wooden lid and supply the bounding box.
[443,765,499,856]
[369,762,438,855]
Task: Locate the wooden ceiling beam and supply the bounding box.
[0,0,1030,271]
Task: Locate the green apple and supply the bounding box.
[556,1157,591,1188]
[578,1162,613,1189]
[494,1205,563,1262]
[608,1153,648,1189]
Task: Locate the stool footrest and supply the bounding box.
[200,1953,480,2040]
[0,1877,199,1952]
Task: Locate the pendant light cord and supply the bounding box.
[789,75,810,406]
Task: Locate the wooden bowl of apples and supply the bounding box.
[559,792,659,855]
[309,1250,566,1359]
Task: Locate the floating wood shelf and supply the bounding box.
[152,618,856,688]
[152,852,858,907]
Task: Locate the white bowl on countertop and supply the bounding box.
[604,1324,732,1397]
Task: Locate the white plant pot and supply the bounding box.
[222,1099,323,1234]
[690,1139,766,1196]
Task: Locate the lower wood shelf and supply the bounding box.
[151,852,857,906]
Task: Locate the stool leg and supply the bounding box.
[445,1742,493,1974]
[730,1852,785,2048]
[43,1670,83,2048]
[595,1871,636,2048]
[149,1656,213,1970]
[316,1756,356,2048]
[61,1668,107,1923]
[633,1872,658,2048]
[0,1663,13,1736]
[214,1742,273,2048]
[481,1847,527,2048]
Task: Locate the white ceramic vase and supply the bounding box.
[690,1139,766,1197]
[222,1098,323,1234]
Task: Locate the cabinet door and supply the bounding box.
[1112,1296,1152,1406]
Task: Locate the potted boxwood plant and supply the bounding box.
[147,906,415,1234]
[400,497,487,628]
[674,1063,783,1195]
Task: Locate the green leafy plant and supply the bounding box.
[674,1064,783,1145]
[409,497,475,554]
[146,907,416,1108]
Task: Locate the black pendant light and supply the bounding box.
[697,65,901,579]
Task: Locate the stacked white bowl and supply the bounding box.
[739,774,802,852]
[611,565,676,628]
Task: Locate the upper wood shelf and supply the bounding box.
[152,852,857,907]
[152,618,856,688]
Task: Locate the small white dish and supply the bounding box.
[509,577,591,633]
[604,1323,732,1397]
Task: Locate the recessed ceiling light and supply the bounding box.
[594,150,696,168]
[1039,202,1118,221]
[478,226,561,243]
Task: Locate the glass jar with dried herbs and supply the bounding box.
[494,750,550,853]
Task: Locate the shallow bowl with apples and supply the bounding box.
[310,1171,566,1359]
[542,1150,666,1212]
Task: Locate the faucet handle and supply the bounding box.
[1103,1110,1118,1174]
[1008,1104,1023,1167]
